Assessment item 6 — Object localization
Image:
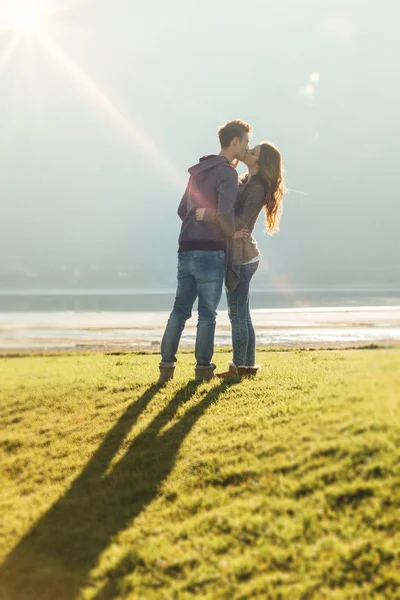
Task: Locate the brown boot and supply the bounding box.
[216,363,239,379]
[158,362,175,383]
[237,365,261,378]
[195,363,217,382]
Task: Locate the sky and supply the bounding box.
[0,0,399,290]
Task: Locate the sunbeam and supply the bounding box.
[0,0,207,191]
[36,32,186,190]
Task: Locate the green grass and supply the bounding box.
[0,349,399,600]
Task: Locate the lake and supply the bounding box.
[1,286,400,312]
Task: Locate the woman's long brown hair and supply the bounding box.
[258,141,285,235]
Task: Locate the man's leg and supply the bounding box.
[192,251,225,372]
[160,253,197,369]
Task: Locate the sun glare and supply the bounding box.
[9,8,42,33]
[0,0,184,189]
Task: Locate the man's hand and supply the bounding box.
[232,228,250,239]
[195,208,206,220]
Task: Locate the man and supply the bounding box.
[159,120,252,383]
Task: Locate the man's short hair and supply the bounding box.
[218,120,252,148]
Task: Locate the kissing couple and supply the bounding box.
[158,120,285,383]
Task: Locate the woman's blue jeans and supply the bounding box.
[226,261,259,367]
[161,250,225,366]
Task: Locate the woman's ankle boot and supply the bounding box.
[216,362,239,378]
[237,365,261,378]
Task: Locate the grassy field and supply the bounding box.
[0,349,399,600]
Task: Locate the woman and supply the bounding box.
[197,141,285,377]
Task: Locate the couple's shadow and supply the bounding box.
[0,377,238,600]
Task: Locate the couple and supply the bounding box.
[158,120,284,383]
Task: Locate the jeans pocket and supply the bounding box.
[195,252,224,284]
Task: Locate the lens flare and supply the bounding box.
[2,2,44,34]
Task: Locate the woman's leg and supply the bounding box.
[226,262,258,366]
[244,261,259,366]
[244,261,259,367]
[227,284,248,367]
[245,295,256,366]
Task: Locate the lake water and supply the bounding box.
[1,287,400,312]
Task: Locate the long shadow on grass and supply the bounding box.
[0,378,238,600]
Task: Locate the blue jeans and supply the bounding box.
[161,250,225,366]
[226,261,259,367]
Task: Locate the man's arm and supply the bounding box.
[199,183,264,229]
[177,180,190,220]
[214,167,238,238]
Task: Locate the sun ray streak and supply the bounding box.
[37,32,186,190]
[287,187,309,196]
[0,34,20,75]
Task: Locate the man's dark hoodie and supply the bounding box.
[177,155,238,252]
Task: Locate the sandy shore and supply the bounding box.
[1,306,400,354]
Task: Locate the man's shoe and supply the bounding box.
[195,363,217,382]
[158,362,175,383]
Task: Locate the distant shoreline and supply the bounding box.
[1,285,400,294]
